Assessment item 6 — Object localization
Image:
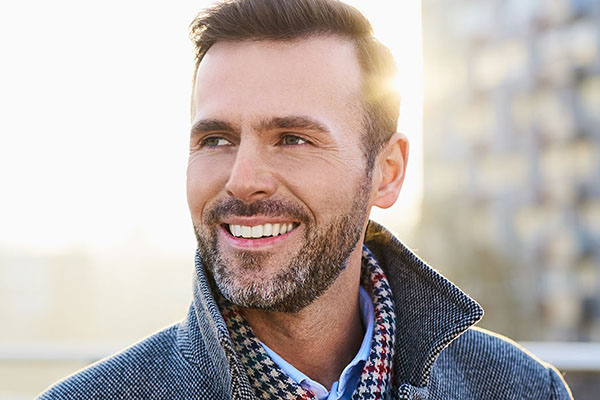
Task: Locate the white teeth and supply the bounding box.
[228,222,295,238]
[241,226,252,238]
[251,225,263,238]
[263,223,272,236]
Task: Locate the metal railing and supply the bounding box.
[519,342,600,371]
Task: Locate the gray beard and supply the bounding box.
[194,179,371,313]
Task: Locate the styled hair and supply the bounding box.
[189,0,400,167]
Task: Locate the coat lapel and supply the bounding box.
[364,221,483,387]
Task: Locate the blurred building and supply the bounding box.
[420,0,600,342]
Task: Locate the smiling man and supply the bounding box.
[39,0,572,399]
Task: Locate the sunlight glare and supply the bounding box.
[344,0,424,234]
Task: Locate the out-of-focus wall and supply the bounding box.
[419,0,600,342]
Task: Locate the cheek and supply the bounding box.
[186,155,231,218]
[281,155,368,215]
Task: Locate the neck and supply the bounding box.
[241,244,365,390]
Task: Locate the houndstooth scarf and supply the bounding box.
[218,246,397,400]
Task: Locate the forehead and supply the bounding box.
[192,36,363,129]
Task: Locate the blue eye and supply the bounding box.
[281,135,307,146]
[202,137,231,147]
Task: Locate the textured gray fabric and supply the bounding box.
[38,221,573,399]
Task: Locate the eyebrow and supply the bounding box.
[190,119,238,136]
[190,115,330,137]
[256,116,330,133]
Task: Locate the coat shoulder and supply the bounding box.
[37,322,228,400]
[430,327,572,399]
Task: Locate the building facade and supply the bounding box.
[420,0,600,341]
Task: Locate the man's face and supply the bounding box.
[187,36,375,312]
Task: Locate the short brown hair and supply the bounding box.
[189,0,400,168]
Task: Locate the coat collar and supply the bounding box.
[182,220,483,393]
[364,221,483,387]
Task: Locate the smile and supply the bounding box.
[226,222,298,238]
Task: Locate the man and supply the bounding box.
[39,0,572,399]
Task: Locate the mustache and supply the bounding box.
[204,197,311,225]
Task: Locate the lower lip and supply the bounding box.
[218,225,298,249]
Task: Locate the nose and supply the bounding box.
[225,140,277,202]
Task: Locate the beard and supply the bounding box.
[194,177,371,313]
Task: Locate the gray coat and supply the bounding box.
[38,222,573,399]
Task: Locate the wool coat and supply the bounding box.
[38,222,573,399]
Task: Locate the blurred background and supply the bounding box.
[417,0,600,397]
[0,0,598,399]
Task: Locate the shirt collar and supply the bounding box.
[259,285,374,399]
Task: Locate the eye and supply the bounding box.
[201,136,232,147]
[281,134,308,146]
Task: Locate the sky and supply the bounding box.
[0,0,423,257]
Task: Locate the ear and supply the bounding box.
[372,132,409,209]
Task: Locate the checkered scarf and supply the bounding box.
[218,246,396,399]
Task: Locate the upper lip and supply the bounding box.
[220,216,299,226]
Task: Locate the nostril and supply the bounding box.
[226,187,274,203]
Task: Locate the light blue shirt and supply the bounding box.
[260,286,374,400]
